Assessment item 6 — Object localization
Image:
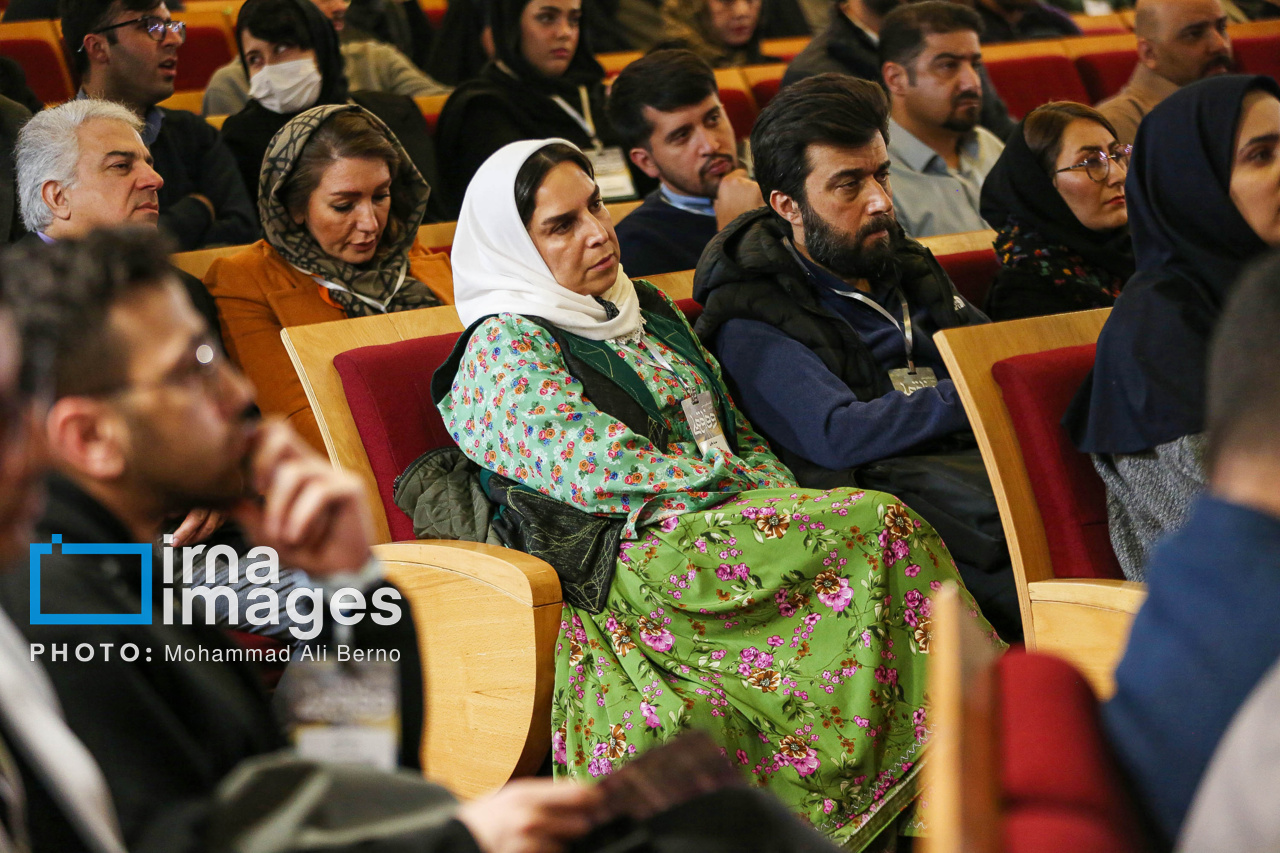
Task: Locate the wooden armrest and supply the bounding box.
[1026,578,1147,700]
[373,540,562,798]
[373,539,562,607]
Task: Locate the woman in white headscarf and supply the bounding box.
[435,138,999,848]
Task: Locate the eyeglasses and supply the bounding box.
[1055,145,1133,183]
[88,15,187,44]
[96,340,229,399]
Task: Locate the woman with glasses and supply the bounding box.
[1064,74,1280,581]
[978,102,1134,322]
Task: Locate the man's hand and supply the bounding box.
[171,507,225,547]
[190,193,217,221]
[455,779,607,853]
[231,419,373,577]
[714,169,764,230]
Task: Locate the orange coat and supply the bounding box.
[204,238,454,452]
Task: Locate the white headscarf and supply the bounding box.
[451,138,643,342]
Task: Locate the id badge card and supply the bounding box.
[888,366,939,396]
[279,656,399,771]
[585,146,638,201]
[682,392,731,456]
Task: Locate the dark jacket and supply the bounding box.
[0,94,31,245]
[220,91,448,223]
[0,476,460,853]
[153,108,258,251]
[0,57,42,115]
[782,7,1016,140]
[615,190,719,277]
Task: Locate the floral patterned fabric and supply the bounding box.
[438,294,998,849]
[994,221,1125,304]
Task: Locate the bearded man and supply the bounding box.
[692,73,1021,639]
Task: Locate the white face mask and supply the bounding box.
[248,57,323,114]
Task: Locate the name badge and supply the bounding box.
[585,146,637,201]
[681,392,731,457]
[279,656,400,771]
[888,366,939,396]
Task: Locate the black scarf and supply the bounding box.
[980,115,1134,284]
[1065,75,1280,454]
[489,0,605,100]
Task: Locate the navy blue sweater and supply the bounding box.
[708,254,974,468]
[616,190,720,278]
[1105,496,1280,843]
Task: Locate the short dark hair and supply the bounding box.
[60,0,162,77]
[514,142,595,227]
[607,49,719,150]
[1206,250,1280,472]
[0,227,176,399]
[879,0,983,80]
[281,110,403,221]
[751,73,890,206]
[1022,101,1120,176]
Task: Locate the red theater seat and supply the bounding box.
[714,69,758,140]
[984,49,1091,119]
[1073,49,1138,103]
[992,345,1123,580]
[999,649,1151,853]
[742,63,785,109]
[936,247,999,310]
[1233,33,1280,81]
[173,10,236,92]
[0,20,74,104]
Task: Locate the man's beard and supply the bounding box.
[668,153,737,198]
[126,405,260,516]
[943,92,983,133]
[800,203,902,281]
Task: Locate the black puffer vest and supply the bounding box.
[692,208,983,485]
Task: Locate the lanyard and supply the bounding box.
[308,262,409,315]
[613,339,695,395]
[550,86,602,150]
[829,287,918,372]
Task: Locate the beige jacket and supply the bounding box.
[1096,63,1180,147]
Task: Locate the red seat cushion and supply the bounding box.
[718,87,757,140]
[175,26,234,91]
[750,76,781,109]
[1074,49,1139,103]
[992,345,1122,579]
[998,649,1150,853]
[936,247,999,309]
[335,331,462,542]
[2,39,72,103]
[1233,34,1280,82]
[984,54,1091,119]
[227,630,288,690]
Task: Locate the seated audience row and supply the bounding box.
[1066,73,1280,580]
[438,135,1001,848]
[0,228,856,853]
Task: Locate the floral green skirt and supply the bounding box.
[551,487,997,850]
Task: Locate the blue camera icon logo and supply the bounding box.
[29,535,153,625]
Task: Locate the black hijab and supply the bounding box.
[1064,75,1280,454]
[980,114,1135,282]
[489,0,605,99]
[235,0,350,106]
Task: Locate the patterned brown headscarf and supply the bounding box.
[258,103,441,317]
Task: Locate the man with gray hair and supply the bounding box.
[15,98,221,340]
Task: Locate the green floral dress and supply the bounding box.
[438,290,997,849]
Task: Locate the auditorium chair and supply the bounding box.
[413,93,449,134]
[760,36,809,62]
[983,41,1092,119]
[918,229,999,309]
[0,20,74,105]
[1064,33,1139,104]
[714,68,759,141]
[924,584,1152,853]
[934,310,1146,699]
[1069,12,1129,35]
[1232,22,1280,81]
[742,63,786,110]
[279,271,698,796]
[172,7,237,91]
